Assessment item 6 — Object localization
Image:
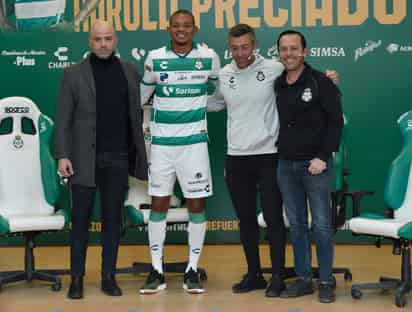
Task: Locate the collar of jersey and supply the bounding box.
[167,41,198,58]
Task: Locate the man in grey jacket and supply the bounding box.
[54,20,147,299]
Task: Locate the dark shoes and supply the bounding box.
[232,273,267,293]
[318,282,335,303]
[101,274,122,296]
[280,278,314,298]
[265,276,286,297]
[67,276,84,299]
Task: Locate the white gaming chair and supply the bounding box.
[0,96,69,292]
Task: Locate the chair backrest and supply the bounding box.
[385,110,412,220]
[0,97,59,218]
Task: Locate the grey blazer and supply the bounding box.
[54,55,148,186]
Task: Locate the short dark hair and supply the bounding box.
[228,23,256,43]
[169,9,196,26]
[277,30,307,49]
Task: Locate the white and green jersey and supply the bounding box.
[141,42,220,146]
[14,0,65,31]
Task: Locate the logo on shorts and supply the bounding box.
[195,172,202,179]
[204,184,210,193]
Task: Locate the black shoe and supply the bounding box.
[101,274,122,296]
[183,268,205,294]
[67,276,83,299]
[265,276,286,298]
[140,267,166,294]
[280,279,314,298]
[232,273,267,293]
[318,282,335,303]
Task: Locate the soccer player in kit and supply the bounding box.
[139,9,220,294]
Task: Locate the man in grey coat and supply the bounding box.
[54,20,147,299]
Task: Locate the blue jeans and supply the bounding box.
[277,158,335,284]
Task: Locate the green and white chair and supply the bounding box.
[0,96,69,292]
[349,110,412,308]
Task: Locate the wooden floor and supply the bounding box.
[0,244,409,311]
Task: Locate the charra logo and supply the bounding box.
[354,40,382,61]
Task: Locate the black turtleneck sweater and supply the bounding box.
[90,53,129,154]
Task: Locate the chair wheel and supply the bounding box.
[199,270,207,281]
[351,288,362,299]
[51,281,61,292]
[344,271,352,282]
[395,294,406,308]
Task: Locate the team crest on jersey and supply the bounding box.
[13,135,24,149]
[194,59,204,70]
[301,88,313,102]
[256,71,265,81]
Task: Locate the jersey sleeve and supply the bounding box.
[140,52,157,106]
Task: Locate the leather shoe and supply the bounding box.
[67,276,83,299]
[101,274,122,296]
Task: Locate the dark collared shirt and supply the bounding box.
[274,63,343,161]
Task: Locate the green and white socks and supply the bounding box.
[148,210,207,274]
[185,211,207,273]
[148,210,167,274]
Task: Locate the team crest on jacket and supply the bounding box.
[301,88,313,102]
[256,71,265,81]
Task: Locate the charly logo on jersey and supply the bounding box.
[159,60,168,70]
[228,76,236,89]
[2,49,46,67]
[387,43,412,54]
[354,40,382,61]
[131,48,146,61]
[301,88,313,102]
[49,47,76,70]
[256,71,265,81]
[12,135,24,149]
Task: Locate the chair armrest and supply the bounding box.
[344,190,375,217]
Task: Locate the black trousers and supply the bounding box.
[70,152,129,277]
[225,153,286,277]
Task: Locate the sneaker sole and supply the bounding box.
[139,283,167,294]
[280,290,314,298]
[183,284,205,294]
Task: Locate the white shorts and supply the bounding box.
[148,142,213,198]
